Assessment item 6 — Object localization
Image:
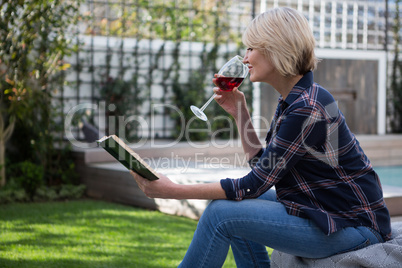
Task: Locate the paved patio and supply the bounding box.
[73,134,402,220]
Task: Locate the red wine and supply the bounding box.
[215,77,244,91]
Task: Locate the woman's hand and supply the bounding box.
[213,74,263,158]
[131,170,227,200]
[130,171,176,199]
[212,74,248,120]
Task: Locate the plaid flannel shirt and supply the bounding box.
[220,71,392,240]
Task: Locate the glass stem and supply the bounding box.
[200,93,217,111]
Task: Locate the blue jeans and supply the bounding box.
[178,189,383,268]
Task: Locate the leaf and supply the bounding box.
[58,63,71,71]
[5,77,14,86]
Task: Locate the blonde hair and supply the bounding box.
[242,7,318,77]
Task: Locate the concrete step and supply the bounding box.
[75,161,402,219]
[74,139,245,164]
[74,135,402,167]
[73,134,402,219]
[358,135,402,166]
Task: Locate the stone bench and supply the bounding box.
[271,222,402,268]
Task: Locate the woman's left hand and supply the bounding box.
[130,171,176,199]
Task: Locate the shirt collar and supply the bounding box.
[278,71,314,107]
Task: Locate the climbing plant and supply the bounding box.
[389,0,402,133]
[82,0,252,141]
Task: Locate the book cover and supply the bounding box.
[97,135,160,181]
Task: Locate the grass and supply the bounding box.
[0,199,238,268]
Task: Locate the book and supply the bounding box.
[97,135,160,181]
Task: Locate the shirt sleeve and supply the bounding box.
[220,105,327,201]
[248,148,264,168]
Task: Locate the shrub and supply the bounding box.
[1,0,83,189]
[12,161,44,200]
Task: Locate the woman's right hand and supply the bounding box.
[212,74,248,120]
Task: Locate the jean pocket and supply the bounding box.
[366,227,384,243]
[334,239,370,255]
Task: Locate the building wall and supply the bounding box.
[260,57,381,136]
[62,0,398,141]
[259,0,390,51]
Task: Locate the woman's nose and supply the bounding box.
[243,54,248,64]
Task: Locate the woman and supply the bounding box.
[131,7,391,267]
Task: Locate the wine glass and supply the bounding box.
[190,55,249,121]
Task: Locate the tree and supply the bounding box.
[0,0,82,187]
[0,74,29,187]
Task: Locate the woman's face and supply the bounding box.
[243,48,276,84]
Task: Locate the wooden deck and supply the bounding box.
[73,135,402,219]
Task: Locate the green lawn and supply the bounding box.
[0,200,238,267]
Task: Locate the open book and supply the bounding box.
[97,135,160,181]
